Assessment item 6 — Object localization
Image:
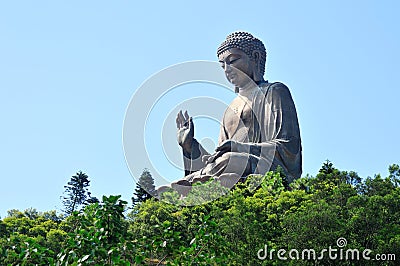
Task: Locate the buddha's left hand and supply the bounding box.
[215,140,239,153]
[204,140,240,164]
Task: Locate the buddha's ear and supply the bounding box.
[252,51,262,81]
[252,50,260,61]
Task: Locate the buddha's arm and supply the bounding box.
[216,140,277,156]
[182,138,210,176]
[235,141,273,155]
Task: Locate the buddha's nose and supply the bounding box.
[224,64,232,73]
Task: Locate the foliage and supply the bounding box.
[132,168,156,206]
[1,162,399,265]
[57,195,139,265]
[62,171,96,215]
[0,209,62,265]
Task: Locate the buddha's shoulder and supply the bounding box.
[259,81,290,95]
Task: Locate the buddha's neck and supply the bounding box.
[238,81,260,99]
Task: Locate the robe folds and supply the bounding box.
[183,81,302,183]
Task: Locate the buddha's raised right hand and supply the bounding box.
[176,110,194,154]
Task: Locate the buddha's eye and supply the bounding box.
[228,57,240,64]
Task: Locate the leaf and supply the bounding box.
[190,238,196,245]
[162,220,171,227]
[135,255,144,264]
[81,254,90,262]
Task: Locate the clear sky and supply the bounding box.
[1,1,399,217]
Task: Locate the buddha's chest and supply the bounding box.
[224,98,255,139]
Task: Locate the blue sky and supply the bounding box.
[1,1,399,217]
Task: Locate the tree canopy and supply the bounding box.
[1,163,399,265]
[132,168,156,206]
[61,171,97,215]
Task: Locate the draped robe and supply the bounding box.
[182,81,302,184]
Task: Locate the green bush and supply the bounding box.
[0,162,399,265]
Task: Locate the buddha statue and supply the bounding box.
[167,32,302,195]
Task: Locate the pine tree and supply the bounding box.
[62,171,92,215]
[132,169,156,206]
[86,193,100,204]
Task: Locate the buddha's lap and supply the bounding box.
[203,152,256,176]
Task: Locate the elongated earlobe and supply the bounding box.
[252,51,262,82]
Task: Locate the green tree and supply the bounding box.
[0,219,7,237]
[62,171,93,215]
[7,209,25,218]
[132,168,156,206]
[389,163,400,187]
[57,195,138,265]
[1,162,399,265]
[23,208,39,220]
[0,209,63,265]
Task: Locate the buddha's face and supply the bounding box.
[218,48,257,88]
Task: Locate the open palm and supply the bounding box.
[176,110,194,153]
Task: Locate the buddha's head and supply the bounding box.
[217,32,266,91]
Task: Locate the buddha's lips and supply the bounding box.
[227,74,237,81]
